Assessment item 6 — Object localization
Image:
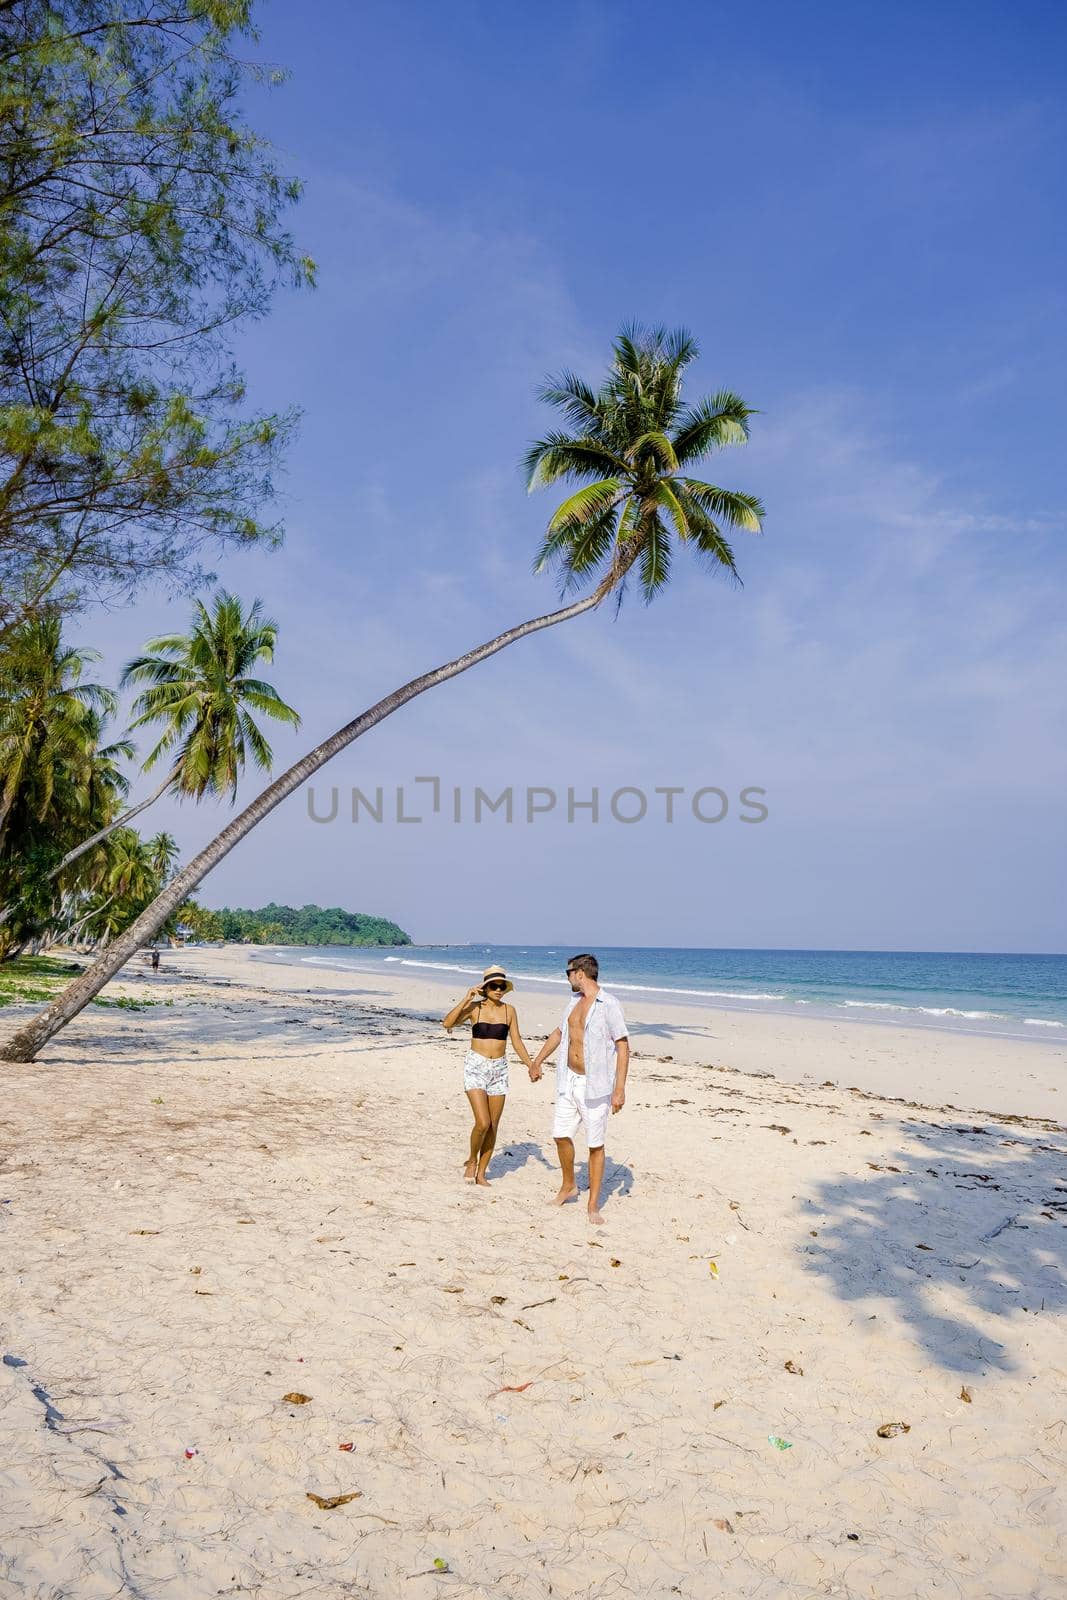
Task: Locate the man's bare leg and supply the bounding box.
[550,1137,579,1204]
[464,1089,491,1181]
[587,1145,606,1224]
[475,1095,506,1186]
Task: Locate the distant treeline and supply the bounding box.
[181,902,412,946]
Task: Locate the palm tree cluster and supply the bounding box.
[0,592,299,960]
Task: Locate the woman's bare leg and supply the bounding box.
[475,1094,506,1186]
[464,1088,491,1180]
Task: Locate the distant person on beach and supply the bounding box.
[531,953,629,1225]
[150,949,160,972]
[442,965,540,1186]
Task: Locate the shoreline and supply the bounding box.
[237,943,1067,1047]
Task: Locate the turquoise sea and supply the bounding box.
[256,944,1067,1044]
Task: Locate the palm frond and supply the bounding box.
[536,371,602,434]
[523,433,627,489]
[630,431,678,473]
[556,505,619,594]
[672,392,756,464]
[678,479,764,532]
[547,478,623,534]
[655,480,690,541]
[638,511,672,602]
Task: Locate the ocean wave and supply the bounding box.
[1024,1017,1064,1028]
[841,1000,1009,1021]
[363,956,789,1002]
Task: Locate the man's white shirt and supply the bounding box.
[558,988,629,1098]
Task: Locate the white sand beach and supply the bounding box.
[1,948,1065,1598]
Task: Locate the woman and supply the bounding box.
[442,964,539,1185]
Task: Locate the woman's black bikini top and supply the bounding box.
[471,1003,510,1042]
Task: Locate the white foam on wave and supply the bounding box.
[299,955,388,973]
[1024,1017,1064,1028]
[842,1000,1008,1021]
[349,955,789,1003]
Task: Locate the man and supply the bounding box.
[531,953,629,1225]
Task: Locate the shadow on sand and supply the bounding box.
[798,1115,1067,1373]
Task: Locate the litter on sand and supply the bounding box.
[338,1442,354,1451]
[493,1381,534,1395]
[708,1261,719,1278]
[306,1491,362,1510]
[784,1360,804,1376]
[767,1435,793,1450]
[876,1421,911,1438]
[282,1392,312,1405]
[959,1386,973,1403]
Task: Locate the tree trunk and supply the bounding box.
[0,771,177,931]
[48,771,177,881]
[0,582,613,1062]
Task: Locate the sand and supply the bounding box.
[1,947,1065,1598]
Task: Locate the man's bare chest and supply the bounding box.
[567,1001,593,1064]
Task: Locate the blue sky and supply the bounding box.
[91,0,1066,950]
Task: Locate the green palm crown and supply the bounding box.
[120,591,301,801]
[524,324,764,602]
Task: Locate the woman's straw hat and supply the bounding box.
[479,963,514,996]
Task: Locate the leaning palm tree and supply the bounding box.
[43,591,301,880]
[1,325,765,1061]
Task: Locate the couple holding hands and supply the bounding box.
[442,954,630,1224]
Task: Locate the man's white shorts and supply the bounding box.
[552,1068,611,1148]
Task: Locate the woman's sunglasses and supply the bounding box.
[485,980,507,991]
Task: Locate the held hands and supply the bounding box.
[527,1055,543,1082]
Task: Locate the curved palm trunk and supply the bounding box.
[0,583,612,1062]
[47,771,176,881]
[0,772,176,932]
[64,891,118,943]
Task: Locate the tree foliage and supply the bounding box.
[525,324,763,602]
[122,588,299,798]
[0,0,312,636]
[0,592,298,948]
[203,902,412,946]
